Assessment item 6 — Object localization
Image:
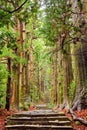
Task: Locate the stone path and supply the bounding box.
[5,105,73,130]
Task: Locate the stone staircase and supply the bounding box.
[5,105,73,130]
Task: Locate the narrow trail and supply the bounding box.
[5,105,73,130]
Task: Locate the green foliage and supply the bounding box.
[1,45,15,58]
[1,45,26,66]
[0,64,8,107]
[48,102,54,109]
[40,0,72,47]
[29,85,39,103]
[27,83,39,103]
[0,11,12,27]
[0,27,16,51]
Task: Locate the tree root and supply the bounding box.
[69,108,87,126]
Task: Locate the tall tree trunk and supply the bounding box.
[38,68,44,101]
[12,18,23,109]
[37,60,41,101]
[16,19,23,109]
[5,58,11,110]
[71,0,87,110]
[57,50,63,105]
[62,46,73,105]
[25,35,34,103]
[51,52,58,105]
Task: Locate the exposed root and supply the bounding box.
[69,108,87,126]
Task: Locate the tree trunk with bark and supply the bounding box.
[51,51,58,105]
[71,0,87,111]
[62,45,73,106]
[5,58,11,110]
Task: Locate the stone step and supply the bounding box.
[36,104,47,109]
[7,116,69,122]
[5,107,73,130]
[5,124,73,130]
[13,112,65,117]
[8,120,71,126]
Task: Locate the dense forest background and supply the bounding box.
[0,0,87,112]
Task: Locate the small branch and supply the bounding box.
[0,0,28,13]
[10,0,28,13]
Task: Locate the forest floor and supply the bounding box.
[0,108,18,130]
[0,108,87,130]
[65,109,87,130]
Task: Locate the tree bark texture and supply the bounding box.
[5,58,11,110]
[72,0,87,110]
